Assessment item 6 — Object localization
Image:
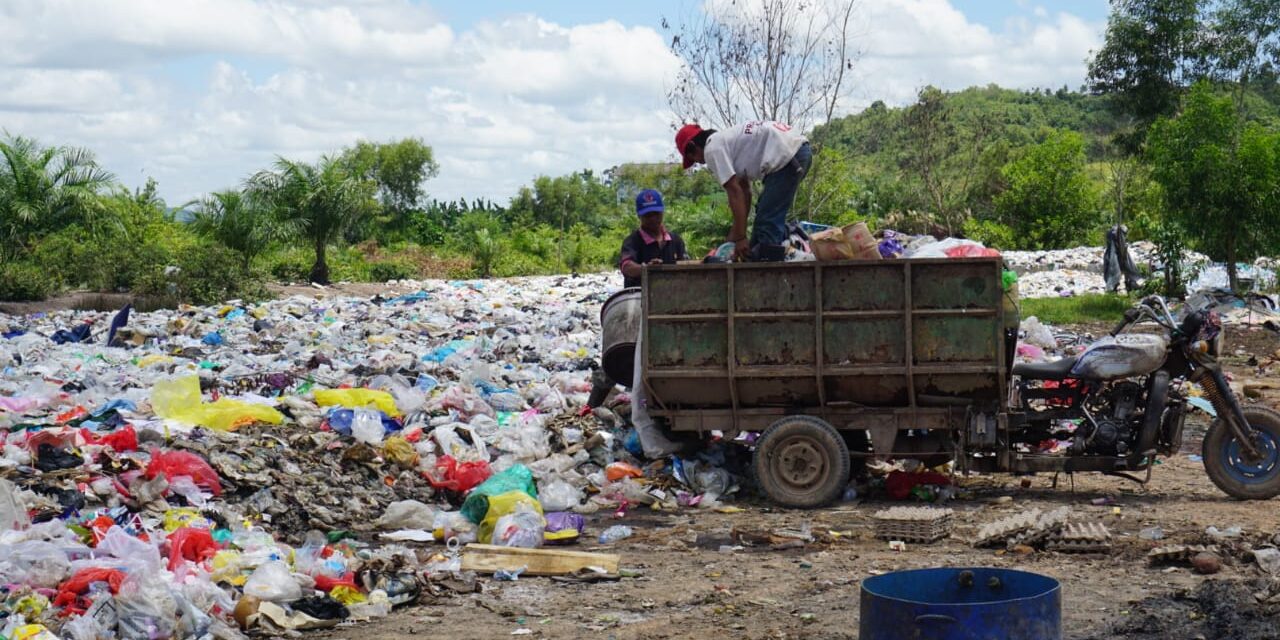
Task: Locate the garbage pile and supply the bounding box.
[0,274,737,638]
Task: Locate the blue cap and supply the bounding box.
[635,189,664,216]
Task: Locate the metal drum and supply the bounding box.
[860,567,1061,640]
[600,288,642,387]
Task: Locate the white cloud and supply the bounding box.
[0,0,1104,206]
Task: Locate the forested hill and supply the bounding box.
[801,84,1280,249]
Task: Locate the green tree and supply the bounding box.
[1087,0,1208,147]
[340,138,439,237]
[1147,81,1280,289]
[189,189,287,270]
[995,130,1102,250]
[0,135,114,260]
[249,156,378,284]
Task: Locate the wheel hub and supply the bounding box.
[775,436,829,489]
[1225,430,1280,483]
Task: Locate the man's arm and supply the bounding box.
[723,176,752,257]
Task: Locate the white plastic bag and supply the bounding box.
[0,479,29,532]
[490,502,545,548]
[243,560,303,602]
[376,500,437,530]
[538,479,584,512]
[351,409,385,445]
[1020,316,1057,350]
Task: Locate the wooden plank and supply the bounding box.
[460,544,621,576]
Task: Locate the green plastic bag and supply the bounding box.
[460,464,537,524]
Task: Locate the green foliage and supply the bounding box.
[1087,0,1208,145]
[189,189,283,269]
[369,260,416,282]
[469,228,498,278]
[249,155,379,284]
[794,146,864,225]
[995,130,1102,250]
[138,242,265,305]
[1147,81,1280,289]
[340,138,440,242]
[0,135,114,260]
[0,261,52,301]
[1021,294,1135,325]
[961,218,1017,250]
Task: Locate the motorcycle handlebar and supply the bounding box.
[1111,309,1139,336]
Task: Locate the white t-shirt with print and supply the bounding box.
[703,121,807,185]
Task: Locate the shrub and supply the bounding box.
[138,243,266,305]
[0,262,53,301]
[266,250,311,282]
[370,260,416,282]
[962,218,1017,250]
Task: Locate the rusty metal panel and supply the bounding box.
[734,266,814,312]
[914,373,1000,405]
[822,264,905,311]
[736,377,820,407]
[648,269,727,315]
[913,316,996,363]
[824,318,905,365]
[649,321,726,368]
[824,375,910,406]
[735,319,814,366]
[911,262,999,310]
[649,377,731,409]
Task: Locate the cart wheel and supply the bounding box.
[753,416,850,508]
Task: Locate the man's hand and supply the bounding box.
[647,258,663,265]
[731,237,750,260]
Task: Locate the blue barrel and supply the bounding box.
[860,567,1061,640]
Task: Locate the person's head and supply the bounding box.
[675,124,715,168]
[634,188,665,234]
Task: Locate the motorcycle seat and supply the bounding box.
[1012,356,1078,380]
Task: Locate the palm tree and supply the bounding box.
[0,135,114,259]
[248,156,377,284]
[189,189,288,271]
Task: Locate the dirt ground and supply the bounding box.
[310,323,1280,640]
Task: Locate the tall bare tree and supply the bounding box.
[664,0,862,131]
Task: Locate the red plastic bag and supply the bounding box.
[167,527,220,570]
[885,470,951,500]
[145,449,222,496]
[425,455,492,493]
[54,567,126,615]
[80,426,139,452]
[314,572,360,593]
[944,245,1001,258]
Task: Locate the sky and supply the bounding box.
[0,0,1112,206]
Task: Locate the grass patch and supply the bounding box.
[1019,293,1133,325]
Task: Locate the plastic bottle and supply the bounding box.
[598,525,633,544]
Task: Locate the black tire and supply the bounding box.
[753,416,850,508]
[1202,405,1280,500]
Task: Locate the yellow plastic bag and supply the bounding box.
[152,376,284,431]
[382,436,419,469]
[210,549,247,586]
[314,388,401,417]
[478,491,543,544]
[330,585,366,605]
[163,507,212,532]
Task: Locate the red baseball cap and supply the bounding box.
[675,124,703,169]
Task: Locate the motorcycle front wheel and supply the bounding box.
[1203,406,1280,500]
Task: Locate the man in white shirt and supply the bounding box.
[675,121,812,261]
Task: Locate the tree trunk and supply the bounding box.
[310,240,330,285]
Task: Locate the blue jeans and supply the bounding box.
[752,142,813,248]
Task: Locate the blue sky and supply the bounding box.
[0,0,1113,203]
